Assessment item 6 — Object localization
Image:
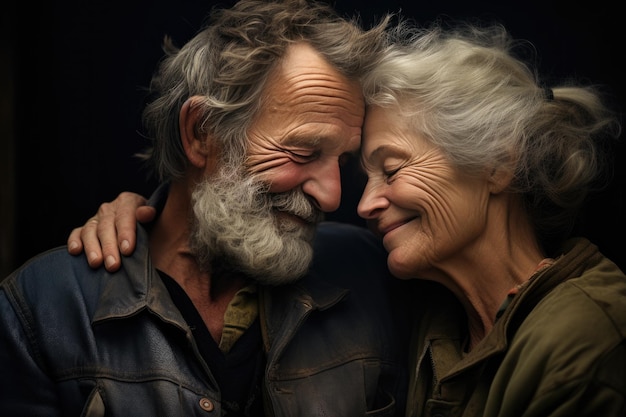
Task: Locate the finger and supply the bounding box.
[79,217,106,269]
[67,227,85,255]
[66,192,149,271]
[113,193,151,256]
[136,206,157,224]
[92,201,124,272]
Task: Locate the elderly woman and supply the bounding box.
[66,21,624,417]
[357,22,625,416]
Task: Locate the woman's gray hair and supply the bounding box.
[362,21,621,252]
[140,0,390,181]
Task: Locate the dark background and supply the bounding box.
[3,0,624,278]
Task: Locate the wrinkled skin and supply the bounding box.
[357,105,493,282]
[68,42,365,273]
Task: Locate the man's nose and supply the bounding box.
[302,161,342,212]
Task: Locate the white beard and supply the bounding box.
[189,166,324,285]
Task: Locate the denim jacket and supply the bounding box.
[0,195,407,416]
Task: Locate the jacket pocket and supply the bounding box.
[365,389,396,417]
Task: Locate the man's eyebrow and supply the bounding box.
[282,135,322,147]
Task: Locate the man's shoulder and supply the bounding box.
[8,245,97,275]
[2,246,108,304]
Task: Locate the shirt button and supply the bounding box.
[199,398,214,412]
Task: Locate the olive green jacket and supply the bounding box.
[405,238,626,417]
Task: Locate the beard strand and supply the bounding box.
[189,166,324,285]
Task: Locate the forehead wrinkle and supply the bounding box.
[280,71,363,109]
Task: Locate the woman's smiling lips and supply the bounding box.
[378,216,420,236]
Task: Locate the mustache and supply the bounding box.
[270,190,324,224]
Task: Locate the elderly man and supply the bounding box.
[0,1,407,416]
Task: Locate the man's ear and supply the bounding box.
[180,95,219,170]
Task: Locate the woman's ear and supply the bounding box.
[180,96,219,170]
[488,165,514,194]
